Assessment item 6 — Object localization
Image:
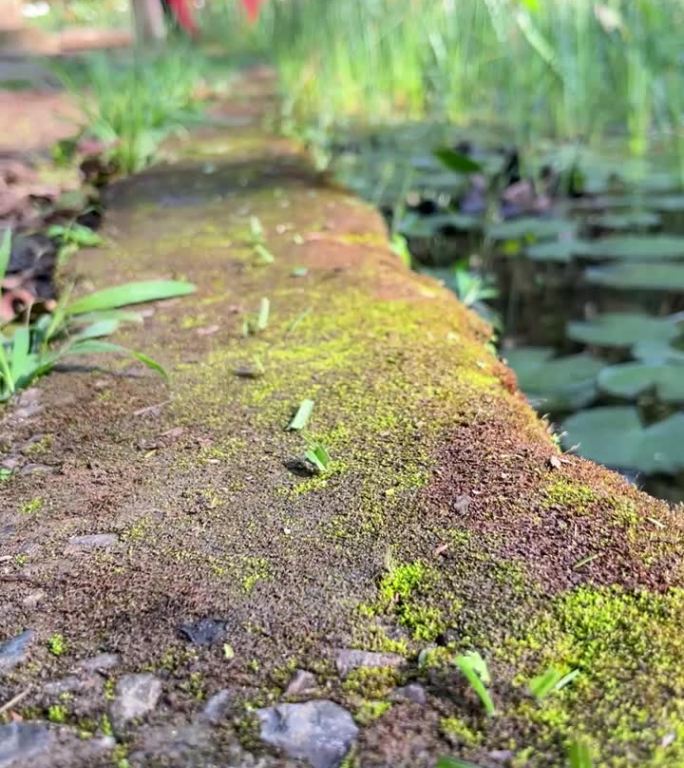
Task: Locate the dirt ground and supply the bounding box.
[0,73,683,768]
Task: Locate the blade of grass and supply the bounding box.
[288,398,314,431]
[62,340,168,379]
[455,653,495,716]
[66,280,195,315]
[257,297,270,331]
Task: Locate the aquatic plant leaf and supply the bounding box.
[586,211,660,231]
[567,313,681,348]
[487,218,575,242]
[66,280,196,315]
[433,147,482,174]
[505,348,603,411]
[577,236,684,260]
[288,399,315,431]
[525,239,576,263]
[585,262,684,291]
[632,339,684,364]
[598,362,684,403]
[562,407,684,474]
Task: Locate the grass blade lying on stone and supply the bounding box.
[304,440,330,473]
[288,399,314,431]
[257,298,270,331]
[66,280,196,315]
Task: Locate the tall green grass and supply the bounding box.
[206,0,684,158]
[59,48,204,173]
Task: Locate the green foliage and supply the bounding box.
[529,666,579,700]
[567,738,594,768]
[303,440,331,473]
[455,651,496,717]
[288,399,315,431]
[0,280,195,400]
[60,49,203,174]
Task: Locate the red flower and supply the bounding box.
[241,0,265,22]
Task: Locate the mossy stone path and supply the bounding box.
[1,87,684,767]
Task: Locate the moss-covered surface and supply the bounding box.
[1,91,683,767]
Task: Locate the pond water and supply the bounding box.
[329,123,684,502]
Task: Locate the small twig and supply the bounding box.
[0,686,31,715]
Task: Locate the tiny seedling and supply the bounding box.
[242,298,271,336]
[567,738,593,768]
[304,440,331,474]
[47,222,103,248]
[288,398,315,431]
[291,266,308,277]
[529,666,580,699]
[249,215,265,244]
[254,243,275,264]
[455,651,495,716]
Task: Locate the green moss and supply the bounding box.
[47,633,67,656]
[543,479,596,513]
[343,667,400,698]
[47,704,68,723]
[500,586,684,765]
[379,561,426,603]
[241,556,271,593]
[23,434,53,456]
[354,699,391,725]
[440,716,482,746]
[19,497,44,516]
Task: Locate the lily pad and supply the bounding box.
[598,362,684,403]
[525,239,577,263]
[399,212,480,238]
[563,407,684,474]
[567,312,682,348]
[649,195,684,212]
[585,262,684,291]
[586,211,661,231]
[576,235,684,260]
[505,347,603,411]
[632,338,684,364]
[487,218,576,242]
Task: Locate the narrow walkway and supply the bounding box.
[0,78,683,768]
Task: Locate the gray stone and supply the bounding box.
[257,700,358,768]
[0,722,53,768]
[21,591,45,609]
[335,648,404,678]
[285,670,317,697]
[0,630,34,674]
[199,689,233,724]
[65,534,118,554]
[75,653,120,673]
[391,683,426,705]
[111,674,162,726]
